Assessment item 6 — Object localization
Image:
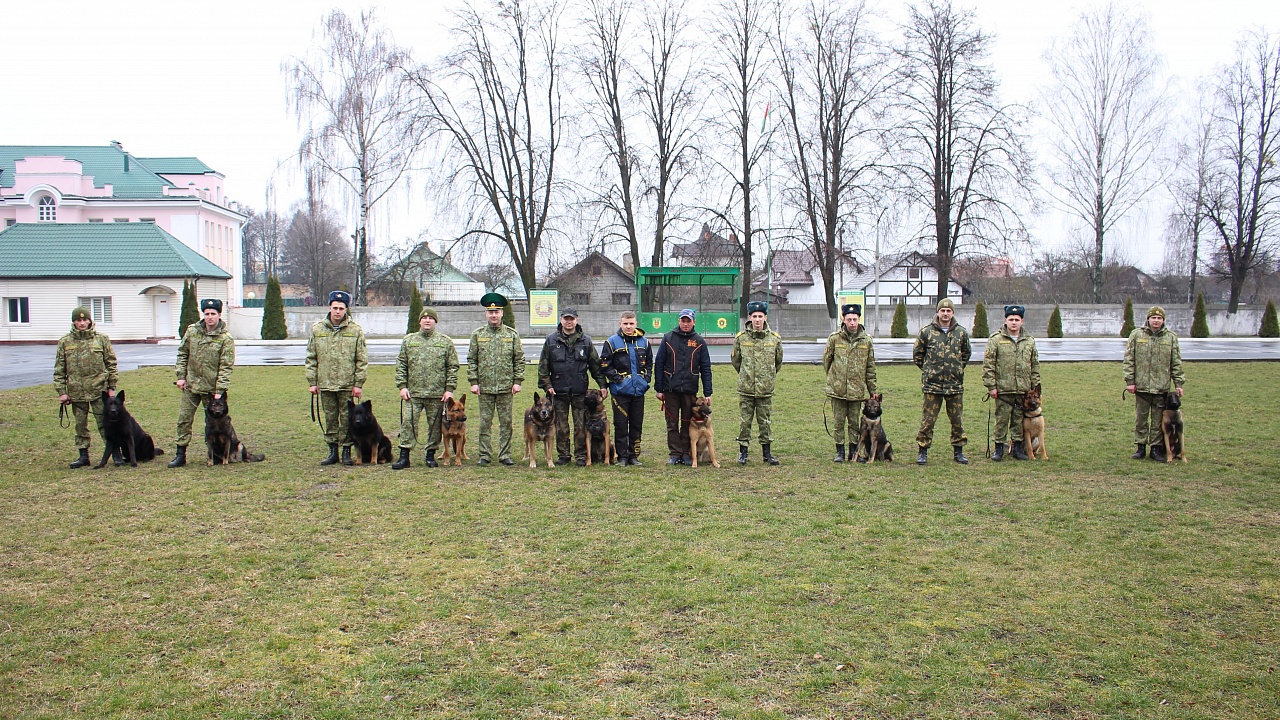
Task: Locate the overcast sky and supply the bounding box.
[3,0,1275,271]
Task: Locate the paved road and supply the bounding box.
[6,337,1279,391]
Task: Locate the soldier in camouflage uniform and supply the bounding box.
[306,290,368,466]
[732,301,784,465]
[393,307,459,469]
[823,303,877,463]
[54,306,119,468]
[1124,305,1185,462]
[913,298,972,465]
[468,293,525,466]
[169,299,235,468]
[981,304,1040,461]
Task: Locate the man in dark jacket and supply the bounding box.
[538,307,608,466]
[600,310,653,466]
[912,298,972,465]
[654,308,713,465]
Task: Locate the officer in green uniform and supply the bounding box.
[732,300,784,465]
[306,290,368,466]
[54,306,119,468]
[467,293,525,466]
[169,298,235,468]
[982,304,1040,461]
[1124,305,1185,461]
[393,307,459,469]
[823,303,877,463]
[913,298,972,465]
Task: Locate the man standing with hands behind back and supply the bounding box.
[912,298,972,466]
[1124,305,1185,461]
[306,290,368,466]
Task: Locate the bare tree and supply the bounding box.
[286,9,427,306]
[774,0,891,318]
[281,173,353,302]
[895,0,1034,302]
[1204,31,1280,312]
[241,207,288,284]
[1042,2,1169,303]
[407,0,566,294]
[1165,89,1215,304]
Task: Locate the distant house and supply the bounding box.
[0,223,231,341]
[669,223,743,268]
[760,248,865,305]
[545,251,637,309]
[370,242,486,305]
[843,251,968,306]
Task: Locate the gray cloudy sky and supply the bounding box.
[3,0,1274,270]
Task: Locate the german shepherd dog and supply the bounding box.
[1021,383,1048,460]
[95,390,163,468]
[347,400,393,465]
[583,389,614,466]
[688,397,720,468]
[205,393,265,465]
[1161,391,1187,463]
[523,392,556,468]
[853,393,894,463]
[440,395,469,466]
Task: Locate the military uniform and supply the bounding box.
[1124,308,1184,457]
[305,311,368,456]
[981,322,1040,452]
[823,321,877,458]
[467,321,525,463]
[913,304,971,457]
[732,318,783,455]
[54,308,118,466]
[538,320,607,464]
[395,325,459,458]
[173,309,235,451]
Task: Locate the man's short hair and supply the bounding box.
[620,310,637,320]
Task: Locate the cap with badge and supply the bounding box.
[419,307,439,321]
[481,292,509,310]
[936,298,954,311]
[328,290,351,307]
[841,303,862,317]
[746,300,768,315]
[1147,305,1166,319]
[1004,304,1025,318]
[678,308,696,320]
[72,306,92,322]
[200,299,223,313]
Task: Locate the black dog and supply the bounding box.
[205,393,265,465]
[347,400,393,465]
[95,390,163,468]
[583,388,614,466]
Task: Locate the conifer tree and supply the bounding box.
[1121,297,1135,337]
[1192,293,1210,338]
[1048,304,1063,338]
[891,302,909,338]
[260,276,288,339]
[407,285,423,335]
[179,279,199,336]
[972,301,990,337]
[1260,300,1279,338]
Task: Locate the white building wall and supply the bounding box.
[0,277,228,341]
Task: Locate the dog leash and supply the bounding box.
[821,398,834,439]
[58,402,71,429]
[310,393,327,435]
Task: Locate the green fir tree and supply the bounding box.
[1121,297,1135,337]
[1048,305,1064,338]
[1192,293,1210,338]
[260,276,288,339]
[972,301,990,337]
[407,285,423,335]
[1260,300,1279,338]
[179,279,199,337]
[502,295,517,329]
[891,302,909,339]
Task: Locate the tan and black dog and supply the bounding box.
[205,393,265,465]
[688,397,720,468]
[1161,391,1187,463]
[347,399,393,465]
[853,393,894,463]
[583,388,614,466]
[440,395,469,466]
[523,392,556,468]
[1021,383,1048,460]
[96,390,164,468]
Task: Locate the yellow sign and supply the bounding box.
[529,290,558,327]
[837,291,866,313]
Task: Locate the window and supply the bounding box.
[907,267,922,280]
[38,196,56,221]
[4,219,15,228]
[113,218,129,223]
[77,297,113,323]
[612,293,631,306]
[5,297,30,323]
[591,265,603,277]
[88,218,104,223]
[570,292,590,305]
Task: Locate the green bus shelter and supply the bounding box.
[635,266,741,337]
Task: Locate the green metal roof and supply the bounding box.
[135,157,217,175]
[0,223,231,279]
[0,145,175,198]
[635,266,740,286]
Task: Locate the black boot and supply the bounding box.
[70,448,91,469]
[320,443,340,466]
[738,445,749,465]
[168,445,187,468]
[833,444,846,463]
[916,447,928,465]
[341,446,354,466]
[112,446,126,467]
[1149,444,1167,462]
[762,444,780,466]
[953,446,969,465]
[425,449,439,468]
[991,442,1006,462]
[391,448,410,470]
[1010,440,1029,461]
[1131,444,1147,460]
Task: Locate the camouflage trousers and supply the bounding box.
[828,398,863,446]
[737,395,773,445]
[318,390,352,447]
[611,393,645,460]
[175,390,215,447]
[68,398,106,450]
[477,392,515,462]
[1133,391,1167,447]
[553,393,588,461]
[993,393,1025,444]
[398,397,443,452]
[917,392,967,448]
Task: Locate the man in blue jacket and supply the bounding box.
[600,311,653,466]
[654,308,713,465]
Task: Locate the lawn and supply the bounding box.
[1,362,1277,719]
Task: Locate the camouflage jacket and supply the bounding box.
[1123,324,1185,394]
[823,324,877,401]
[731,323,784,397]
[396,329,459,399]
[176,320,235,395]
[913,318,971,395]
[305,315,368,391]
[982,327,1040,394]
[54,322,118,401]
[467,323,525,393]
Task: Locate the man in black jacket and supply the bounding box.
[538,307,608,465]
[654,308,713,465]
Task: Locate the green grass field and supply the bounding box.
[2,362,1277,719]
